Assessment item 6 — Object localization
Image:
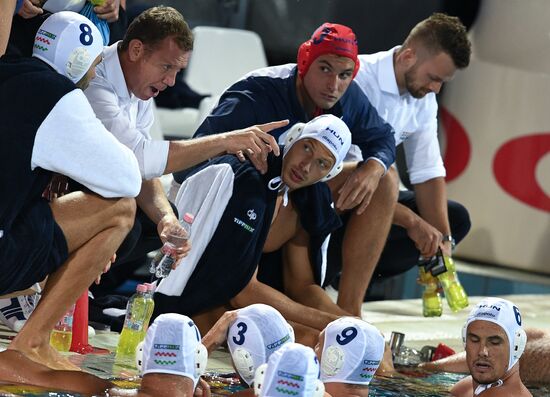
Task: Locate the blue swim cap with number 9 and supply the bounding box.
[32,11,103,83]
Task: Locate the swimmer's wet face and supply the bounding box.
[466,320,510,385]
[281,138,335,191]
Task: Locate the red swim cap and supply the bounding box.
[297,22,359,79]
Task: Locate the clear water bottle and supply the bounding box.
[116,284,149,357]
[50,303,75,352]
[150,213,194,279]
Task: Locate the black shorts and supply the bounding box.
[0,200,68,294]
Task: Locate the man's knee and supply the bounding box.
[375,166,399,203]
[113,197,137,232]
[448,200,471,243]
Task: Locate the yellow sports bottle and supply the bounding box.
[418,265,443,317]
[430,249,469,312]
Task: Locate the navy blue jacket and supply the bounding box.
[174,65,395,184]
[155,153,341,316]
[0,57,73,293]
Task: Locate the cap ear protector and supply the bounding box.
[312,379,326,397]
[195,342,208,378]
[512,328,527,363]
[287,323,296,343]
[136,341,144,372]
[232,347,256,385]
[320,162,344,182]
[320,345,345,377]
[253,363,268,396]
[283,123,306,148]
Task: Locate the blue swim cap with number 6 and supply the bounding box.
[32,11,103,83]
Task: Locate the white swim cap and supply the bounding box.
[254,343,325,397]
[227,304,295,386]
[463,297,527,372]
[320,317,384,385]
[32,11,103,83]
[141,313,208,389]
[283,114,352,182]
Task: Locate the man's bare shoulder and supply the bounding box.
[450,376,472,397]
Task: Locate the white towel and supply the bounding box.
[157,164,234,296]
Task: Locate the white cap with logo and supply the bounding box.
[463,297,527,372]
[254,343,325,397]
[320,317,384,385]
[32,11,103,83]
[138,313,208,389]
[227,304,295,385]
[282,114,352,182]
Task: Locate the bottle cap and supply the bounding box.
[136,284,147,293]
[183,213,194,224]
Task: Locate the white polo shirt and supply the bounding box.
[355,46,446,184]
[84,42,170,180]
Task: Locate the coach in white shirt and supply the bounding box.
[332,13,472,283]
[84,6,284,281]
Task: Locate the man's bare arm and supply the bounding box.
[282,227,353,317]
[229,270,338,332]
[414,177,452,256]
[165,121,286,175]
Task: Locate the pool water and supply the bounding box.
[1,365,548,397]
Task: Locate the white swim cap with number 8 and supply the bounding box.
[32,11,103,83]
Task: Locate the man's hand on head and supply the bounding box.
[336,160,385,215]
[224,120,287,174]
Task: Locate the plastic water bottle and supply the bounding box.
[50,304,75,352]
[418,265,443,317]
[116,284,150,357]
[141,283,155,337]
[429,249,469,312]
[150,213,194,279]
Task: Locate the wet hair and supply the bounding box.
[119,6,193,53]
[403,13,471,69]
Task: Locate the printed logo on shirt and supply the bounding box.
[400,131,412,141]
[234,217,255,233]
[247,209,257,221]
